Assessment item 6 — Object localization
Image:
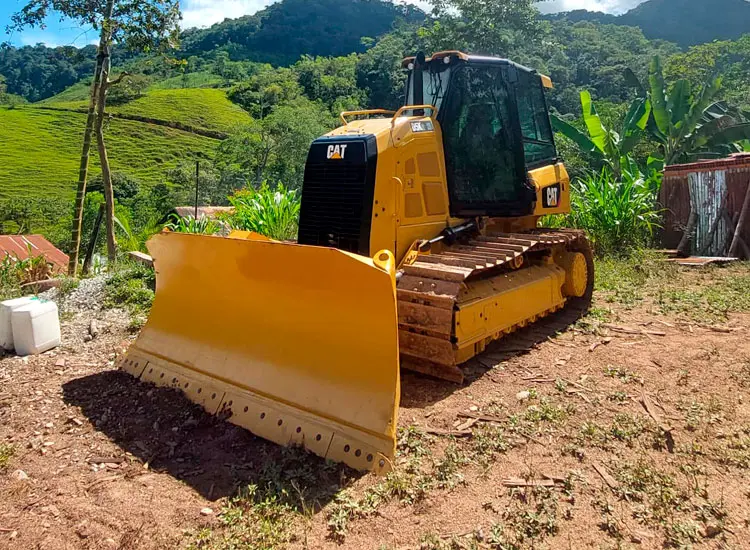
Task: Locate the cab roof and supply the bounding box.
[401,51,553,88]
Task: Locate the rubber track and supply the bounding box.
[396,229,589,382]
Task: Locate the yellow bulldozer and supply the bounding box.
[119,51,593,474]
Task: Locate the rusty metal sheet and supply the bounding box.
[0,235,69,272]
[688,170,727,256]
[660,155,750,258]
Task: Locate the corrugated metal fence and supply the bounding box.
[660,155,750,258]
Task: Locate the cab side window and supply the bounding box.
[516,72,557,167]
[440,65,521,205]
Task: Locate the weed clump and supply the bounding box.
[104,263,155,314]
[488,486,561,549]
[0,443,14,471]
[190,447,342,549]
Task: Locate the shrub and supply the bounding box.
[563,162,662,255]
[224,183,301,241]
[164,214,222,235]
[0,250,53,299]
[104,263,155,314]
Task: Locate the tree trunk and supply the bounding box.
[67,42,105,276]
[94,0,117,264]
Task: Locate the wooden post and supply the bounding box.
[83,203,105,275]
[677,208,698,257]
[729,180,750,259]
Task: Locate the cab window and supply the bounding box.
[440,65,522,206]
[516,71,557,167]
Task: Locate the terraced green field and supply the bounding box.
[0,106,219,200]
[43,88,250,134]
[149,72,225,90]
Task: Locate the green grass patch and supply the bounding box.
[42,88,250,134]
[488,486,562,548]
[656,269,750,321]
[113,89,251,133]
[0,105,218,201]
[614,459,688,523]
[149,72,225,90]
[38,80,92,104]
[594,250,673,307]
[594,254,750,322]
[189,447,342,550]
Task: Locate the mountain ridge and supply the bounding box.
[544,0,750,47]
[180,0,425,65]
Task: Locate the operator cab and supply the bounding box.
[402,51,558,218]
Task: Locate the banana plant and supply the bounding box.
[551,90,651,179]
[643,56,750,165]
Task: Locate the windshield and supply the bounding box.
[407,65,452,113]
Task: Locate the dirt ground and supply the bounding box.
[1,260,749,550]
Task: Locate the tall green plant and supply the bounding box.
[0,255,22,300]
[164,215,222,235]
[224,183,301,241]
[644,56,750,165]
[564,161,662,254]
[550,91,651,178]
[114,209,165,250]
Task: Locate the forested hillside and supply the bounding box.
[546,0,750,47]
[1,0,749,256]
[181,0,425,64]
[0,0,423,102]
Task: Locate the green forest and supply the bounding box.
[1,0,750,265]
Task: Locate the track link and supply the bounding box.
[396,229,593,383]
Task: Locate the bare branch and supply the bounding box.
[108,72,131,87]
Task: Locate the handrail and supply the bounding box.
[339,109,396,126]
[390,105,437,128]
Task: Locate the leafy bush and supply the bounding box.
[164,214,222,235]
[0,250,54,299]
[87,172,141,201]
[562,162,662,255]
[104,263,156,314]
[224,183,301,241]
[107,74,153,105]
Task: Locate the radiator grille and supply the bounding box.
[298,139,375,254]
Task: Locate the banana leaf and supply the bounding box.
[706,122,750,147]
[667,80,691,128]
[621,97,651,156]
[550,114,605,161]
[677,77,722,146]
[648,56,671,137]
[623,68,646,97]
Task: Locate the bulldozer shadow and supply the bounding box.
[62,371,361,505]
[400,304,585,408]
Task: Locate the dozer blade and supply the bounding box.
[119,232,400,474]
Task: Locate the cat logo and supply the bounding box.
[326,144,348,160]
[542,184,561,208]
